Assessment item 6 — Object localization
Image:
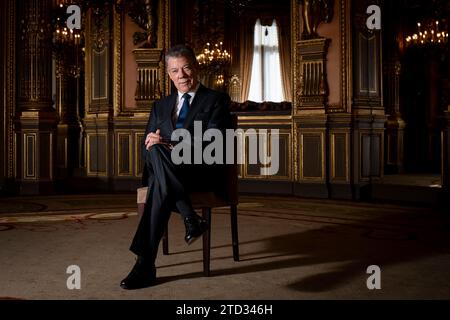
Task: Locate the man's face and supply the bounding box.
[167,56,199,93]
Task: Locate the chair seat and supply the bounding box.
[137,187,232,209]
[189,192,229,208]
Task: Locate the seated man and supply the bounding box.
[120,44,231,290]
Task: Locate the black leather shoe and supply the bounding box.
[184,215,208,245]
[120,256,156,290]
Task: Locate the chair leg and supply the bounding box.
[162,225,169,255]
[202,207,212,277]
[231,204,239,261]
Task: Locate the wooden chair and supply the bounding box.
[136,114,239,276]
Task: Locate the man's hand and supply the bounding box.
[145,129,172,150]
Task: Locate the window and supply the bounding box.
[248,19,284,103]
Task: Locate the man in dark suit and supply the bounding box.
[120,44,231,289]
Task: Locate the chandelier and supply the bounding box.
[52,2,84,78]
[196,42,231,70]
[53,3,82,46]
[405,20,449,47]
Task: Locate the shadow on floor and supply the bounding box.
[159,210,450,293]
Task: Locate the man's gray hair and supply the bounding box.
[165,44,198,66]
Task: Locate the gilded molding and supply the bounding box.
[134,132,145,177]
[163,0,170,96]
[357,129,384,181]
[116,131,133,176]
[274,131,292,180]
[113,8,123,117]
[292,0,351,114]
[336,0,351,113]
[86,131,109,176]
[84,11,90,116]
[86,4,112,114]
[330,130,350,182]
[357,34,378,94]
[295,38,330,112]
[7,0,16,178]
[17,0,53,108]
[324,0,352,113]
[298,129,326,181]
[132,48,164,111]
[22,132,37,180]
[293,121,298,182]
[116,0,170,115]
[243,131,266,179]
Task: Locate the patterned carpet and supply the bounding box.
[0,194,443,241]
[1,194,450,299]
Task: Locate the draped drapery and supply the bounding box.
[277,19,292,102]
[239,18,256,103]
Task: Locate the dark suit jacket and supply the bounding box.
[142,85,232,197]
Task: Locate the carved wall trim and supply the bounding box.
[116,131,133,176]
[298,129,326,181]
[86,4,112,115]
[338,0,351,113]
[22,132,37,180]
[17,0,53,110]
[86,131,109,176]
[330,130,350,182]
[115,0,170,115]
[7,0,16,178]
[292,0,351,114]
[295,38,330,112]
[132,48,164,111]
[113,8,123,117]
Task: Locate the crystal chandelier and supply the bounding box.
[52,2,84,78]
[53,3,82,46]
[405,20,449,47]
[196,42,231,70]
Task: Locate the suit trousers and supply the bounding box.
[129,144,196,260]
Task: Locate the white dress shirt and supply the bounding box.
[174,83,200,117]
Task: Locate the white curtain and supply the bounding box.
[248,19,284,103]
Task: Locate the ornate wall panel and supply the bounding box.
[13,0,57,194]
[295,38,330,113]
[86,4,113,114]
[86,131,108,176]
[351,0,383,112]
[0,0,16,191]
[292,0,351,113]
[117,132,132,176]
[132,48,164,111]
[118,0,170,115]
[359,131,383,181]
[330,131,349,182]
[350,0,385,193]
[237,115,292,181]
[298,130,325,181]
[22,132,37,180]
[291,0,351,198]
